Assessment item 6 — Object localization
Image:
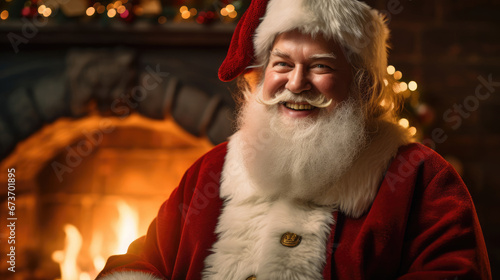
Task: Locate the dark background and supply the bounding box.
[366,0,500,276]
[1,0,499,277]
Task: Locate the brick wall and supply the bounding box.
[367,0,500,275]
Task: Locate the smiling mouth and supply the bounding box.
[281,102,316,111]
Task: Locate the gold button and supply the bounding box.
[280,232,302,247]
[246,276,256,280]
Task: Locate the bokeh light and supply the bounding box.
[387,65,395,75]
[108,9,116,18]
[0,10,9,20]
[393,71,402,80]
[86,7,96,16]
[398,118,410,128]
[408,81,418,91]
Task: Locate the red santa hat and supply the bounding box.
[218,0,389,84]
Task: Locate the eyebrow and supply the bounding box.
[270,49,337,60]
[309,53,337,60]
[270,49,290,59]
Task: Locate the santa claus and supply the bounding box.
[97,0,491,279]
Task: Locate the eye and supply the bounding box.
[274,61,289,67]
[311,64,335,73]
[313,64,331,69]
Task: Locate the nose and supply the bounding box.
[286,65,311,94]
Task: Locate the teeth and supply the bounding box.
[284,103,314,110]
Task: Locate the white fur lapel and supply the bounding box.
[203,120,409,278]
[203,193,335,280]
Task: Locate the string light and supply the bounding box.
[228,10,237,18]
[117,5,126,14]
[408,81,418,91]
[15,1,241,28]
[107,8,116,18]
[387,65,395,75]
[226,4,235,13]
[408,127,417,136]
[398,118,410,128]
[38,5,46,14]
[220,4,238,19]
[0,10,8,20]
[385,66,423,140]
[43,7,52,17]
[86,7,95,16]
[179,6,192,19]
[400,81,408,92]
[393,70,402,80]
[181,10,190,19]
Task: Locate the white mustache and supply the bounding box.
[256,89,332,108]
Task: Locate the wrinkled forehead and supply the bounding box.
[270,30,348,59]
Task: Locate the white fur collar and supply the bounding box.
[203,120,409,278]
[203,196,334,279]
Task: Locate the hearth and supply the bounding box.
[0,114,213,279]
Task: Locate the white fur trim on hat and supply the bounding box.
[254,0,389,79]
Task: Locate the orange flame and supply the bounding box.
[53,200,140,279]
[115,200,139,254]
[90,230,106,273]
[52,224,83,280]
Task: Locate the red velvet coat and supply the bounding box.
[98,142,491,279]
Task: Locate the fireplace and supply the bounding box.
[0,27,235,278]
[1,113,214,279]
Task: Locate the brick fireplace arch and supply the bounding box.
[0,113,216,279]
[0,48,234,279]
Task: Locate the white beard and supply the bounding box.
[202,86,409,279]
[237,87,368,203]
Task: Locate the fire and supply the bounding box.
[115,200,139,254]
[89,231,105,273]
[52,224,83,280]
[53,200,140,280]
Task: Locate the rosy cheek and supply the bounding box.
[263,72,287,98]
[317,76,349,102]
[313,77,335,95]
